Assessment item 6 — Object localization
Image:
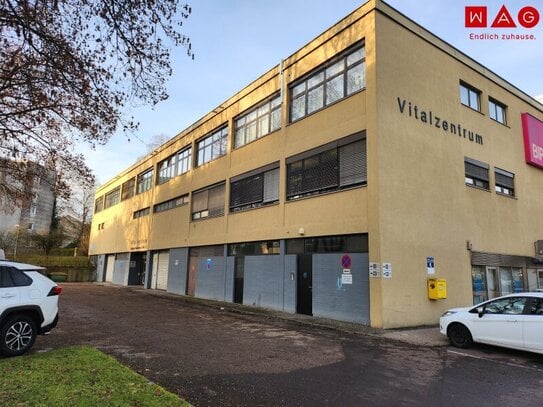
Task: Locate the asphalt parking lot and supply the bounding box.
[31,283,543,406]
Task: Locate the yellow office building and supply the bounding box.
[90,0,543,328]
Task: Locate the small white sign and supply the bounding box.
[382,262,392,278]
[369,262,381,278]
[426,256,435,275]
[342,274,353,284]
[343,268,351,274]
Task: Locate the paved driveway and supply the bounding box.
[32,284,543,407]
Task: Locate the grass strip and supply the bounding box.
[0,346,189,406]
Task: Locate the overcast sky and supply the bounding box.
[83,0,543,185]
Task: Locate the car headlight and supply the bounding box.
[441,310,457,317]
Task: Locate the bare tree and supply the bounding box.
[1,0,194,207]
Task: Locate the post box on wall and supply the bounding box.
[428,278,447,300]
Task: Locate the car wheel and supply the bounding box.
[0,315,38,357]
[447,323,473,349]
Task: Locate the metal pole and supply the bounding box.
[14,224,20,259]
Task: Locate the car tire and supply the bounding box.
[0,315,38,357]
[447,323,473,349]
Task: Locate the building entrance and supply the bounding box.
[297,254,313,316]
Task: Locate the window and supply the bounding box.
[489,98,507,124]
[176,147,192,176]
[121,178,135,201]
[133,207,150,219]
[290,45,365,122]
[196,127,228,166]
[27,223,34,231]
[228,241,280,256]
[483,297,527,315]
[154,195,189,213]
[30,203,37,217]
[286,234,368,254]
[191,183,225,220]
[230,164,279,212]
[234,94,281,148]
[157,147,192,184]
[158,156,176,184]
[104,186,121,208]
[286,134,366,200]
[0,267,32,288]
[137,168,153,194]
[495,168,515,196]
[460,82,481,111]
[94,196,104,213]
[464,157,489,190]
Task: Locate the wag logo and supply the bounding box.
[465,4,540,40]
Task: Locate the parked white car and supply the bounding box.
[0,259,61,357]
[440,293,543,354]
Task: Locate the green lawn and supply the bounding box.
[0,346,190,406]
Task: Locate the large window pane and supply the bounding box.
[307,85,324,114]
[289,45,365,122]
[234,95,282,148]
[326,76,344,105]
[347,63,365,94]
[197,127,228,166]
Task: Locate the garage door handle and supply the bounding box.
[506,319,518,322]
[1,293,16,298]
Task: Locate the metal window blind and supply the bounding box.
[192,190,208,214]
[208,184,225,216]
[495,170,514,189]
[263,168,279,203]
[465,161,489,181]
[230,174,263,208]
[339,140,366,186]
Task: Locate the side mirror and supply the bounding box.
[477,306,484,318]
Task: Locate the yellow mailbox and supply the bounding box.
[428,278,447,300]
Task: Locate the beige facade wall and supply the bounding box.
[90,0,543,328]
[373,5,543,327]
[90,2,375,251]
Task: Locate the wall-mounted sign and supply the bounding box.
[369,262,381,278]
[341,254,352,269]
[382,263,392,278]
[427,256,435,275]
[342,274,353,284]
[521,113,543,170]
[397,97,484,146]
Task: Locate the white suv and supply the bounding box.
[0,259,61,357]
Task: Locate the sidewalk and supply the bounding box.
[124,284,449,348]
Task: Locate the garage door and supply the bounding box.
[152,251,169,290]
[105,254,115,282]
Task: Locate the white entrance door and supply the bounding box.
[152,251,169,290]
[105,255,115,282]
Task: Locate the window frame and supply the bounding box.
[494,167,515,197]
[154,194,189,213]
[234,94,282,149]
[460,82,481,112]
[136,168,154,194]
[121,178,136,201]
[157,146,192,185]
[229,163,280,212]
[191,182,226,220]
[133,207,150,219]
[286,133,366,200]
[104,186,121,209]
[289,44,366,123]
[488,98,507,125]
[196,126,228,167]
[94,196,104,213]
